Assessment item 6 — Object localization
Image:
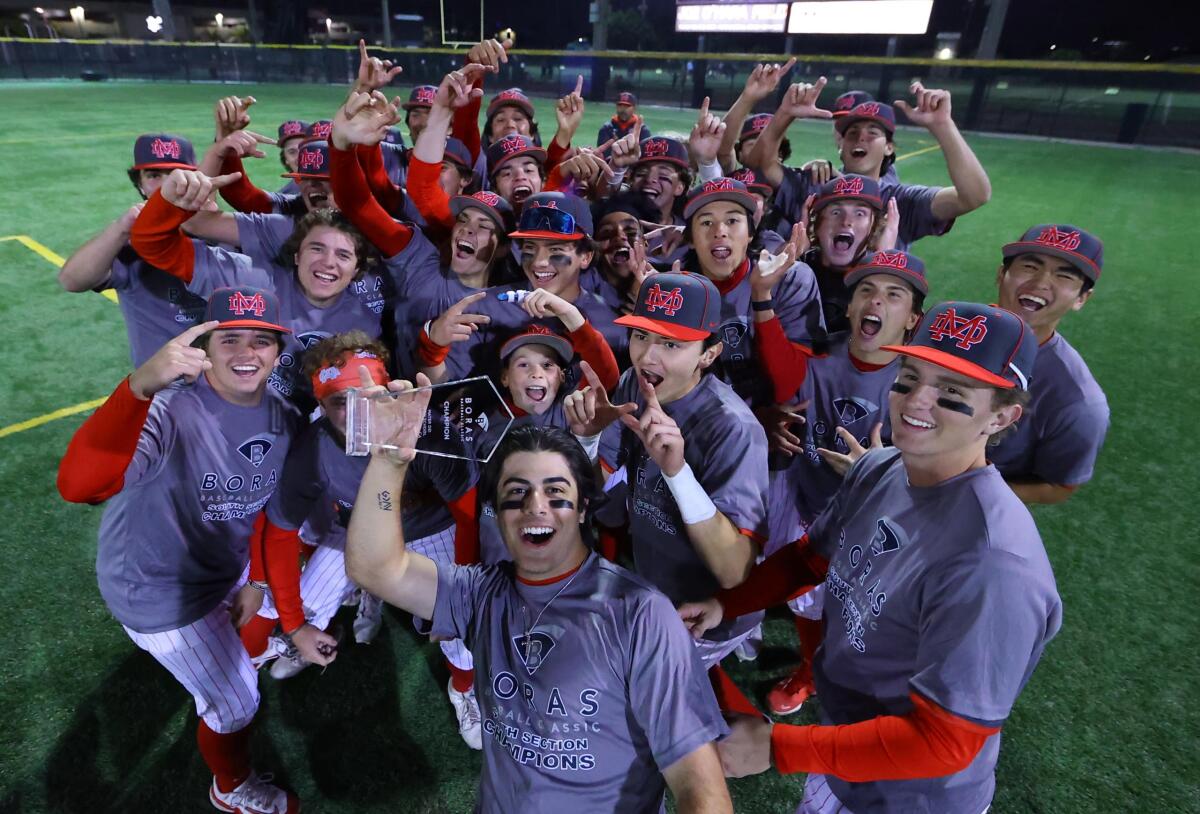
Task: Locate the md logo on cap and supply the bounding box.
[498,136,526,156]
[151,138,182,160]
[872,251,909,269]
[856,102,882,116]
[228,291,267,317]
[1034,226,1082,251]
[703,178,736,193]
[929,307,989,350]
[642,139,669,158]
[834,176,865,196]
[644,284,684,317]
[473,191,502,207]
[298,148,325,172]
[309,121,332,139]
[498,89,526,102]
[415,87,436,104]
[281,122,304,137]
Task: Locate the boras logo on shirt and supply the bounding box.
[825,516,907,653]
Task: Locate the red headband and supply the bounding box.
[311,350,388,402]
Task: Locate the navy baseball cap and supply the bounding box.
[443,137,472,171]
[845,250,929,296]
[304,120,333,143]
[510,192,592,240]
[486,134,547,177]
[616,91,638,107]
[403,84,437,111]
[383,126,407,148]
[500,324,574,365]
[206,286,290,333]
[883,302,1036,390]
[131,134,196,171]
[282,140,330,180]
[812,174,884,213]
[832,91,875,117]
[277,120,308,144]
[730,167,773,196]
[683,178,758,220]
[450,190,516,234]
[739,113,773,142]
[615,271,722,342]
[1002,224,1104,283]
[634,137,690,172]
[487,88,535,120]
[835,102,896,135]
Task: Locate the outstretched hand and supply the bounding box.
[160,169,243,211]
[563,361,637,438]
[333,90,402,149]
[354,39,403,94]
[778,76,832,121]
[894,81,953,129]
[817,422,883,476]
[620,372,686,477]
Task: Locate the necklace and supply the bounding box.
[519,562,585,660]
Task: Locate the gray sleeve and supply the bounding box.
[697,417,770,544]
[104,246,138,291]
[122,393,179,488]
[628,593,729,770]
[892,184,954,246]
[385,226,442,299]
[910,550,1062,725]
[187,242,269,297]
[426,560,489,645]
[772,167,813,228]
[1030,397,1109,485]
[773,262,826,346]
[235,212,290,266]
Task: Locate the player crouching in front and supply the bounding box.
[58,287,301,814]
[680,302,1062,814]
[347,407,731,812]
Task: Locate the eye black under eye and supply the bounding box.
[891,381,912,394]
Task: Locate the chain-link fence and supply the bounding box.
[3,39,1198,149]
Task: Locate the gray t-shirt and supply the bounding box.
[613,370,770,642]
[104,245,210,366]
[988,332,1109,486]
[427,552,727,813]
[806,447,1062,814]
[96,376,299,633]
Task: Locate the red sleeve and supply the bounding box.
[217,153,274,214]
[328,143,413,258]
[754,314,814,403]
[356,144,405,217]
[771,692,999,781]
[448,487,481,565]
[417,326,451,367]
[129,191,195,282]
[569,321,619,392]
[57,377,152,504]
[406,156,455,236]
[452,75,484,163]
[248,512,267,582]
[717,534,829,619]
[543,164,568,193]
[546,139,570,174]
[261,516,305,632]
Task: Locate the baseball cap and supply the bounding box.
[282,140,330,180]
[616,91,638,107]
[500,324,575,365]
[1002,224,1104,283]
[443,137,473,172]
[383,126,407,148]
[883,302,1036,390]
[131,134,197,171]
[845,250,929,296]
[450,190,516,234]
[509,192,593,240]
[486,134,547,178]
[487,88,535,120]
[311,349,388,401]
[634,137,690,172]
[403,84,437,111]
[812,174,884,213]
[277,120,309,144]
[205,286,290,333]
[592,191,659,227]
[832,91,875,117]
[834,102,896,135]
[615,271,722,342]
[304,120,333,143]
[739,113,773,142]
[683,178,758,220]
[729,168,773,197]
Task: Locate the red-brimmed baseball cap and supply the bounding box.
[739,113,773,142]
[834,101,896,135]
[845,250,929,296]
[812,174,884,213]
[616,91,638,107]
[683,178,758,221]
[130,134,197,171]
[500,324,575,364]
[450,190,516,234]
[509,192,593,240]
[883,302,1036,390]
[487,88,535,120]
[282,140,330,180]
[729,167,773,197]
[615,271,722,342]
[832,91,875,117]
[1002,224,1104,283]
[277,120,309,145]
[403,85,437,111]
[634,137,689,172]
[486,134,547,177]
[303,120,333,143]
[206,286,290,333]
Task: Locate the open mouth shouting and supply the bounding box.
[1017,294,1048,313]
[305,190,330,209]
[455,239,477,260]
[520,525,556,546]
[511,184,534,204]
[859,313,882,338]
[524,385,548,403]
[833,231,855,251]
[850,146,869,160]
[639,368,664,388]
[709,242,733,262]
[611,246,632,264]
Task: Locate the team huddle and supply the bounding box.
[55,38,1109,814]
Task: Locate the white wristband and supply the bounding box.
[697,159,723,183]
[608,167,627,187]
[663,462,718,525]
[574,431,602,461]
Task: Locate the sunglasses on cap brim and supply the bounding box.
[510,207,582,240]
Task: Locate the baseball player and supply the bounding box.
[565,271,771,668]
[58,133,207,366]
[715,58,797,174]
[275,118,308,195]
[58,286,301,813]
[347,418,732,812]
[588,192,661,314]
[619,136,692,233]
[830,90,899,185]
[729,167,787,253]
[597,91,650,146]
[402,84,437,144]
[990,224,1110,504]
[680,301,1060,814]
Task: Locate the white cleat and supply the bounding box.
[250,634,288,670]
[268,649,310,680]
[354,592,384,644]
[209,772,299,814]
[447,678,483,751]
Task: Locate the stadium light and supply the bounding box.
[215,13,224,27]
[146,14,163,33]
[936,47,953,60]
[68,5,84,23]
[34,6,44,13]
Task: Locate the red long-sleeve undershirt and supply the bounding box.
[57,376,152,504]
[355,144,405,217]
[218,152,274,214]
[754,314,815,404]
[570,321,620,392]
[452,74,485,164]
[448,487,481,565]
[327,143,413,258]
[260,517,305,632]
[717,534,829,619]
[405,156,454,237]
[129,191,194,281]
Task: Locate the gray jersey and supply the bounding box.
[104,245,209,366]
[96,376,299,633]
[613,370,770,641]
[806,447,1062,814]
[382,226,444,380]
[427,552,727,813]
[988,332,1109,486]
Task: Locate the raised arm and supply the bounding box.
[59,204,142,291]
[746,77,831,187]
[130,170,243,281]
[452,38,509,162]
[718,59,795,173]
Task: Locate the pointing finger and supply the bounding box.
[574,74,584,96]
[175,320,222,345]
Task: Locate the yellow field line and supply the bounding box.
[895,144,942,162]
[0,234,118,302]
[0,398,106,439]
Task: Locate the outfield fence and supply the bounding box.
[2,38,1198,149]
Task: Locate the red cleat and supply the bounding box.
[767,667,815,715]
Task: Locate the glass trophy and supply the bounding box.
[344,376,514,462]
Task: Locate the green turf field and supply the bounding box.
[1,79,1196,813]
